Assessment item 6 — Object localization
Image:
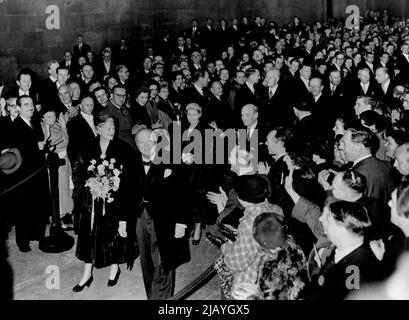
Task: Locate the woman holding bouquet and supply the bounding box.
[72,112,134,292]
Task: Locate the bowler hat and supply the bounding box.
[234,174,268,204]
[0,148,22,174]
[253,212,286,250]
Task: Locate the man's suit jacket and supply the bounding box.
[73,43,91,59]
[101,102,134,149]
[323,81,353,115]
[9,116,51,222]
[310,244,383,300]
[352,156,396,204]
[208,95,234,130]
[396,53,409,82]
[351,80,381,101]
[184,27,201,47]
[233,82,264,126]
[293,76,312,104]
[59,60,77,77]
[95,59,116,82]
[263,84,295,128]
[66,113,97,164]
[129,155,190,271]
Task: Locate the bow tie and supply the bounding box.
[143,161,152,166]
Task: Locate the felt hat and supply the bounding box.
[234,174,268,204]
[0,148,22,174]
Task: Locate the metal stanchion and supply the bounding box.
[39,152,74,253]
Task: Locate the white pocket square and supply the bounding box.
[164,169,172,178]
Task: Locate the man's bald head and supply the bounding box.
[394,142,409,176]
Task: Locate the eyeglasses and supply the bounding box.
[114,93,126,98]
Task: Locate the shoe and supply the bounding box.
[107,268,121,287]
[18,246,32,253]
[192,230,202,246]
[72,275,93,292]
[206,232,224,248]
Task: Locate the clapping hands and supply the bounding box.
[257,161,271,175]
[207,186,228,214]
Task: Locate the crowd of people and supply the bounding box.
[1,9,409,300]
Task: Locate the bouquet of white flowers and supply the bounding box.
[85,154,122,231]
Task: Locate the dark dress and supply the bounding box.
[72,137,133,268]
[173,119,221,227]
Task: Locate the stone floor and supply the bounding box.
[6,224,222,300]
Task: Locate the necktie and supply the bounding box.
[269,89,273,99]
[120,107,128,118]
[143,161,151,166]
[246,128,250,141]
[331,85,336,96]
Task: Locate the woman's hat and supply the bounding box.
[0,148,22,174]
[253,212,286,250]
[186,103,202,113]
[234,174,268,204]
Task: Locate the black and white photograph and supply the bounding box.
[1,0,409,307]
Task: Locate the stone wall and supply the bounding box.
[0,0,325,83]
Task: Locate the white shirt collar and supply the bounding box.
[300,76,310,89]
[20,116,32,128]
[382,79,390,93]
[353,154,371,167]
[314,92,322,102]
[193,83,203,96]
[335,241,363,264]
[246,82,255,93]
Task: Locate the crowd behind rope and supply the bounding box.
[1,9,409,300]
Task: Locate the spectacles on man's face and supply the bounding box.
[114,93,126,98]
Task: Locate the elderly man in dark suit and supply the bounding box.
[339,126,396,203]
[262,69,293,128]
[239,104,269,163]
[9,96,51,252]
[100,85,134,149]
[351,68,381,101]
[67,95,97,166]
[67,95,98,233]
[129,128,190,300]
[234,69,263,127]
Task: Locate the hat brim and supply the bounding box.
[0,148,22,174]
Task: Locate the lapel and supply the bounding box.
[79,113,96,138]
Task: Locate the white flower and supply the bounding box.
[97,164,105,176]
[90,159,97,165]
[113,169,120,176]
[103,160,109,166]
[87,165,95,171]
[107,197,114,203]
[109,164,114,170]
[110,158,116,164]
[100,154,106,160]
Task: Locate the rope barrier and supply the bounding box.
[169,262,218,300]
[0,165,47,198]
